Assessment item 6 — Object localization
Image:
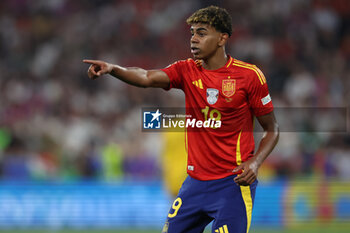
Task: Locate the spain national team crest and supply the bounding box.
[222,79,236,97]
[206,88,219,105]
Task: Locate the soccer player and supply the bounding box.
[83,6,279,233]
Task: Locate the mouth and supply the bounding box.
[191,47,200,54]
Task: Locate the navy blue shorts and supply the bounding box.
[162,175,258,233]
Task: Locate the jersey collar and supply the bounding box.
[198,55,234,72]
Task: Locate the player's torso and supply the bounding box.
[182,58,251,122]
[179,58,259,180]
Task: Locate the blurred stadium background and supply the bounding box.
[0,0,349,232]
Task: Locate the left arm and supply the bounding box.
[233,112,279,186]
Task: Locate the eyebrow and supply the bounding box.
[190,27,208,32]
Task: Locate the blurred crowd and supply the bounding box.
[0,0,349,182]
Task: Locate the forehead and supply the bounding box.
[190,23,216,32]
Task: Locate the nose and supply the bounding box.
[191,35,199,44]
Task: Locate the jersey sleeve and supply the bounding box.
[247,67,274,117]
[161,60,186,90]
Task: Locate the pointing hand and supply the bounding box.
[83,59,113,80]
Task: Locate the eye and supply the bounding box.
[196,30,207,37]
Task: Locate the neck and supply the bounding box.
[202,47,228,70]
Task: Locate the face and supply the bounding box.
[190,23,227,60]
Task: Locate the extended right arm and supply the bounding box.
[83,59,170,89]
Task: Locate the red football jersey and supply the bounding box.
[161,56,273,181]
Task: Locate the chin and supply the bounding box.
[192,54,203,59]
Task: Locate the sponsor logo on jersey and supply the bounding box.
[207,88,219,105]
[222,78,236,97]
[192,79,203,89]
[261,94,271,105]
[188,165,194,171]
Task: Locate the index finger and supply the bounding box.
[83,59,102,65]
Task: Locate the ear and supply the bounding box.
[218,33,229,47]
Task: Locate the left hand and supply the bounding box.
[233,159,259,186]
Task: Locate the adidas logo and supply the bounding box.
[215,224,229,233]
[192,79,203,89]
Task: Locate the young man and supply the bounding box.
[83,6,279,233]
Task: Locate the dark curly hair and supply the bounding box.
[186,6,232,37]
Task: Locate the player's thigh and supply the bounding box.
[164,209,212,233]
[211,179,258,233]
[163,176,213,233]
